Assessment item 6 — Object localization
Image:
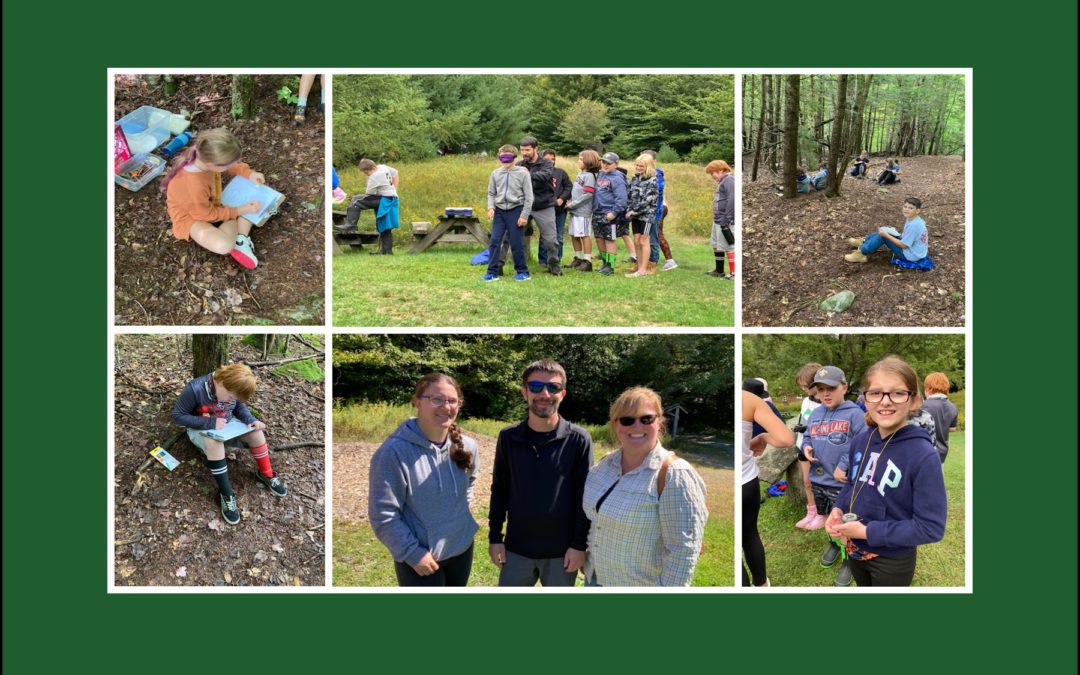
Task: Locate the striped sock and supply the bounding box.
[715,252,724,273]
[207,459,234,497]
[249,443,274,478]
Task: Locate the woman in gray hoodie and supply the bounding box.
[368,373,480,586]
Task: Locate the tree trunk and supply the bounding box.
[231,75,256,119]
[782,75,800,198]
[192,335,229,377]
[752,75,768,182]
[772,74,783,173]
[835,74,872,197]
[824,75,849,198]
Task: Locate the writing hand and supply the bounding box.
[249,420,266,431]
[249,171,266,185]
[215,418,228,430]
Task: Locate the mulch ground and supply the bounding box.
[113,75,325,326]
[113,335,325,586]
[742,155,966,327]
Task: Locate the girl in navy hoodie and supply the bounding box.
[827,356,948,587]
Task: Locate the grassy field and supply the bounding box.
[333,403,734,587]
[333,156,734,327]
[753,431,966,587]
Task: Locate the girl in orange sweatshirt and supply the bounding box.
[161,128,265,269]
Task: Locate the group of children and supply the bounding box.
[774,357,954,586]
[482,146,684,280]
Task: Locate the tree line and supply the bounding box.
[744,74,964,195]
[334,334,734,431]
[743,334,964,403]
[334,74,734,166]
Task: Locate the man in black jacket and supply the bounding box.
[518,137,563,276]
[488,359,592,586]
[538,148,572,269]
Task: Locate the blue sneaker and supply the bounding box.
[482,273,500,282]
[513,272,531,281]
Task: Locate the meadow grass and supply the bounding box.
[333,156,733,327]
[753,431,966,587]
[333,402,734,587]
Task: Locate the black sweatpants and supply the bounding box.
[393,544,474,587]
[345,193,381,227]
[849,550,917,587]
[741,479,767,586]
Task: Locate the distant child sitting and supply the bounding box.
[162,128,266,270]
[876,158,902,185]
[845,197,930,265]
[851,152,870,178]
[809,163,828,191]
[482,145,534,282]
[921,372,959,463]
[338,159,400,255]
[795,166,812,194]
[171,363,287,526]
[826,356,948,587]
[802,366,867,586]
[792,362,823,530]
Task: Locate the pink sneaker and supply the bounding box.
[795,511,817,529]
[804,514,827,530]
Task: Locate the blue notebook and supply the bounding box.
[199,418,254,441]
[221,176,285,227]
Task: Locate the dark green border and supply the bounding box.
[3,2,1076,672]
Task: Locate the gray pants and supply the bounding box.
[500,207,559,270]
[498,550,577,587]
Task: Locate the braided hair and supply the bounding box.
[412,372,473,472]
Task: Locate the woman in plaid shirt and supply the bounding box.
[583,387,708,586]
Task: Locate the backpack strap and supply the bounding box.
[657,453,678,497]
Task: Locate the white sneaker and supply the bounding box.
[230,234,259,269]
[662,259,678,271]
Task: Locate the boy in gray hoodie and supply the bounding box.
[802,365,867,586]
[483,145,534,282]
[368,374,480,586]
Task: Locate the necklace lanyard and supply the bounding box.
[848,429,899,514]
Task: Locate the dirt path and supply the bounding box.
[742,155,965,327]
[334,433,732,526]
[114,75,324,326]
[113,335,325,586]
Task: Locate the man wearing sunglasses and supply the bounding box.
[488,360,593,586]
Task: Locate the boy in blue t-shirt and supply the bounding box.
[845,197,929,264]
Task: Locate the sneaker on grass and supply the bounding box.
[255,472,288,498]
[662,259,678,271]
[230,234,258,269]
[482,273,500,282]
[513,272,531,281]
[220,494,241,525]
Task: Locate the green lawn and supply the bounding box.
[332,156,734,327]
[753,431,966,587]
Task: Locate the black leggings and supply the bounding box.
[741,479,767,586]
[849,550,917,587]
[394,544,474,587]
[345,193,381,226]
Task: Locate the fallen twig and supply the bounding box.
[245,354,324,368]
[243,272,264,311]
[272,441,325,452]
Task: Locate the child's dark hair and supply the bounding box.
[358,158,376,171]
[905,197,923,209]
[541,148,556,159]
[519,135,539,148]
[412,373,472,471]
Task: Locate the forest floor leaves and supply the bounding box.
[741,155,966,327]
[113,335,325,587]
[113,75,324,326]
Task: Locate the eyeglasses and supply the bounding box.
[864,390,914,404]
[525,381,564,394]
[419,394,460,408]
[617,415,658,427]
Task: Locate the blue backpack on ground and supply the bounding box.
[890,254,935,271]
[796,175,811,193]
[813,171,828,190]
[470,249,491,265]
